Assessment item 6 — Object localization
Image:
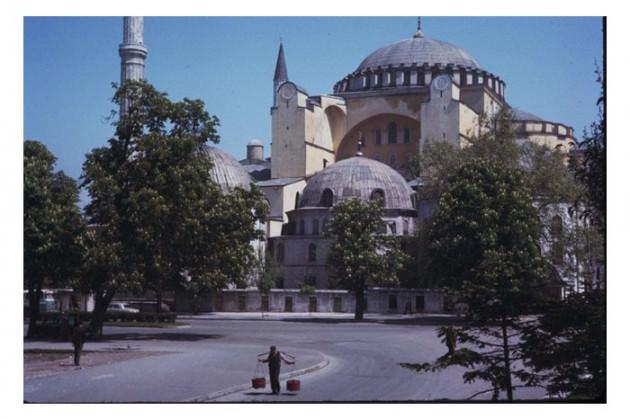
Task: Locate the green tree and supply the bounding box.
[521,289,605,400]
[402,159,548,401]
[521,71,606,401]
[24,140,84,336]
[325,198,407,320]
[81,80,267,334]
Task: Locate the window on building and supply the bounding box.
[551,215,564,265]
[312,219,319,235]
[276,243,284,263]
[308,243,317,262]
[416,295,425,312]
[299,219,305,235]
[333,296,343,312]
[304,276,316,286]
[323,159,328,168]
[389,222,397,235]
[389,153,396,166]
[322,218,329,234]
[275,277,284,288]
[320,188,334,207]
[388,122,397,144]
[404,71,410,86]
[404,127,411,143]
[294,192,300,209]
[284,296,293,312]
[388,295,398,311]
[308,296,318,312]
[403,219,409,235]
[375,128,382,145]
[370,189,385,206]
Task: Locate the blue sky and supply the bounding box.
[24,16,603,191]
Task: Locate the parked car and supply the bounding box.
[107,302,140,313]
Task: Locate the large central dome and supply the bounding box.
[356,35,481,72]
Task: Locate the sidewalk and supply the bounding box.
[179,312,457,322]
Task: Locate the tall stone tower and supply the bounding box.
[272,42,288,108]
[119,17,148,84]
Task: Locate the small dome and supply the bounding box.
[511,107,544,122]
[299,156,415,210]
[247,139,263,147]
[356,36,481,72]
[201,145,252,192]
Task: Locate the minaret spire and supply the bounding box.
[413,16,424,38]
[119,17,148,84]
[273,41,289,107]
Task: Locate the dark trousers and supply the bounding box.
[73,342,83,366]
[269,366,280,393]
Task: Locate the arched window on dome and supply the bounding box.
[388,122,397,144]
[320,188,334,207]
[308,243,317,263]
[370,189,385,207]
[551,215,564,265]
[276,243,285,264]
[312,219,319,236]
[375,128,382,145]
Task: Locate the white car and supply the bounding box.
[107,302,140,313]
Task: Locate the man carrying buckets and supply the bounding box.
[258,345,295,395]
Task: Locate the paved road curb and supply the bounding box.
[184,357,330,402]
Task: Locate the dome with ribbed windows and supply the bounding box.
[356,35,481,72]
[299,156,415,210]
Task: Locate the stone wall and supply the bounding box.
[175,288,443,314]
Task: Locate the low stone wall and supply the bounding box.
[175,287,443,314]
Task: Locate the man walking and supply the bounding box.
[72,322,86,367]
[259,345,294,395]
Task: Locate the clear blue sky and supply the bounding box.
[24,16,603,192]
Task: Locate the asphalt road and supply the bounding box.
[24,314,545,402]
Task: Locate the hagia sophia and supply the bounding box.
[119,17,577,313]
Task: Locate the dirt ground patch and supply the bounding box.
[24,349,172,379]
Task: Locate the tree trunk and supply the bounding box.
[90,290,115,338]
[156,290,163,313]
[354,288,364,320]
[501,316,514,401]
[26,283,43,338]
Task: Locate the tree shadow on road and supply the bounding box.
[278,316,464,326]
[25,332,224,343]
[97,332,224,342]
[241,392,298,397]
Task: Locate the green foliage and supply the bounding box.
[521,72,606,401]
[405,159,548,400]
[325,198,408,319]
[256,251,279,297]
[410,107,579,208]
[521,289,605,400]
[24,140,84,336]
[571,69,605,234]
[299,284,316,296]
[81,80,267,334]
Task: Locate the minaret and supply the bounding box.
[119,17,148,84]
[272,41,288,107]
